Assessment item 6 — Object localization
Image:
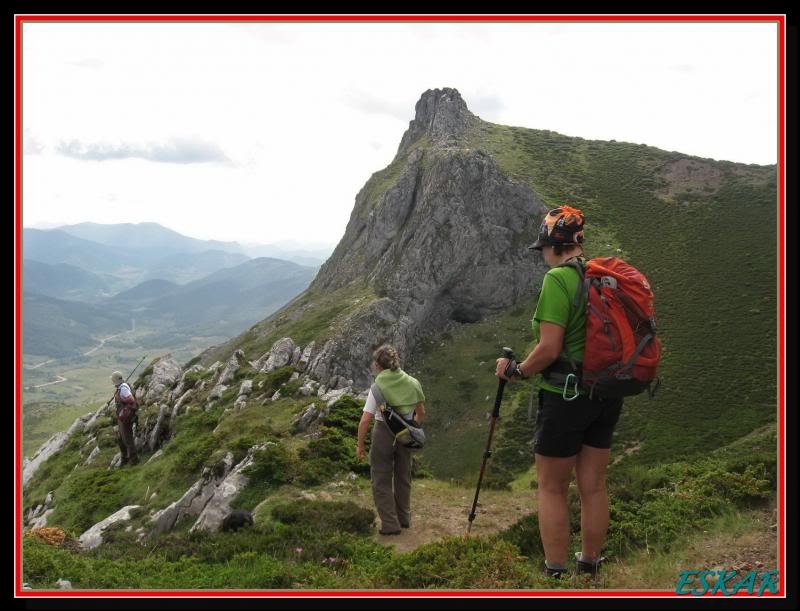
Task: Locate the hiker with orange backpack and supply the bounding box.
[495,205,660,579]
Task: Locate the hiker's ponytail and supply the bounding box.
[373,344,400,371]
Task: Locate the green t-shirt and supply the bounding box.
[532,263,586,395]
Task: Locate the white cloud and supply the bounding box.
[56,136,229,164]
[21,20,778,246]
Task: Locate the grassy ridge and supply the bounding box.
[201,285,380,368]
[410,299,539,481]
[411,122,778,477]
[23,424,775,590]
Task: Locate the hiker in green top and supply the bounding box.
[495,206,623,579]
[357,345,426,535]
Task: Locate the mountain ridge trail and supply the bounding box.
[349,477,538,553]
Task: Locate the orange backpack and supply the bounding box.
[558,257,661,399]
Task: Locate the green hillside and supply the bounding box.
[21,292,131,358]
[414,122,777,479]
[22,260,110,302]
[22,379,776,589]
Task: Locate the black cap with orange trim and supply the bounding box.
[528,205,586,251]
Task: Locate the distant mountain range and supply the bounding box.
[57,222,245,258]
[22,291,131,358]
[110,256,319,337]
[21,223,325,358]
[23,260,110,302]
[23,228,143,276]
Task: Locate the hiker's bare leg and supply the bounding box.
[575,445,611,560]
[535,453,576,566]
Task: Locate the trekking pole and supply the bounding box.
[104,355,148,409]
[467,347,515,534]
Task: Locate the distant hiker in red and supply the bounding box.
[111,370,139,465]
[356,345,426,536]
[496,205,660,580]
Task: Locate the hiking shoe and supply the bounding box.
[379,528,401,535]
[400,521,410,529]
[543,565,566,580]
[575,552,607,577]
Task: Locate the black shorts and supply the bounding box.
[533,389,623,458]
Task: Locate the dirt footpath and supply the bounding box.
[350,478,537,553]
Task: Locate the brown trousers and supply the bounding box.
[116,415,138,464]
[369,420,412,531]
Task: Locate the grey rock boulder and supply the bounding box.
[171,364,205,400]
[147,404,170,452]
[84,402,112,432]
[190,445,267,533]
[149,453,235,536]
[217,350,245,386]
[23,413,92,488]
[79,505,141,550]
[208,384,227,401]
[141,356,183,405]
[320,387,352,408]
[171,389,195,421]
[108,452,122,470]
[30,508,54,529]
[297,379,320,397]
[293,403,328,433]
[84,446,101,466]
[238,380,253,396]
[296,342,316,371]
[259,338,296,373]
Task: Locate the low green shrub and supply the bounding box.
[497,512,544,561]
[181,370,205,388]
[235,442,297,510]
[170,434,216,475]
[51,469,127,534]
[322,396,363,435]
[378,535,555,589]
[271,499,375,535]
[296,425,368,484]
[254,366,296,396]
[184,355,201,369]
[279,378,304,397]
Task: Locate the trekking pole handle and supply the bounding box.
[492,347,515,417]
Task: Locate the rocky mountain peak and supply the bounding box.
[395,87,474,158]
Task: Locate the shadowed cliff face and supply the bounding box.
[305,88,548,388]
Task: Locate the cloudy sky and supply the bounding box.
[21,20,779,247]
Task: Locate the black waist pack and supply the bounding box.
[370,383,426,449]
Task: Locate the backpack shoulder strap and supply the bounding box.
[370,382,386,410]
[372,382,399,419]
[550,258,587,373]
